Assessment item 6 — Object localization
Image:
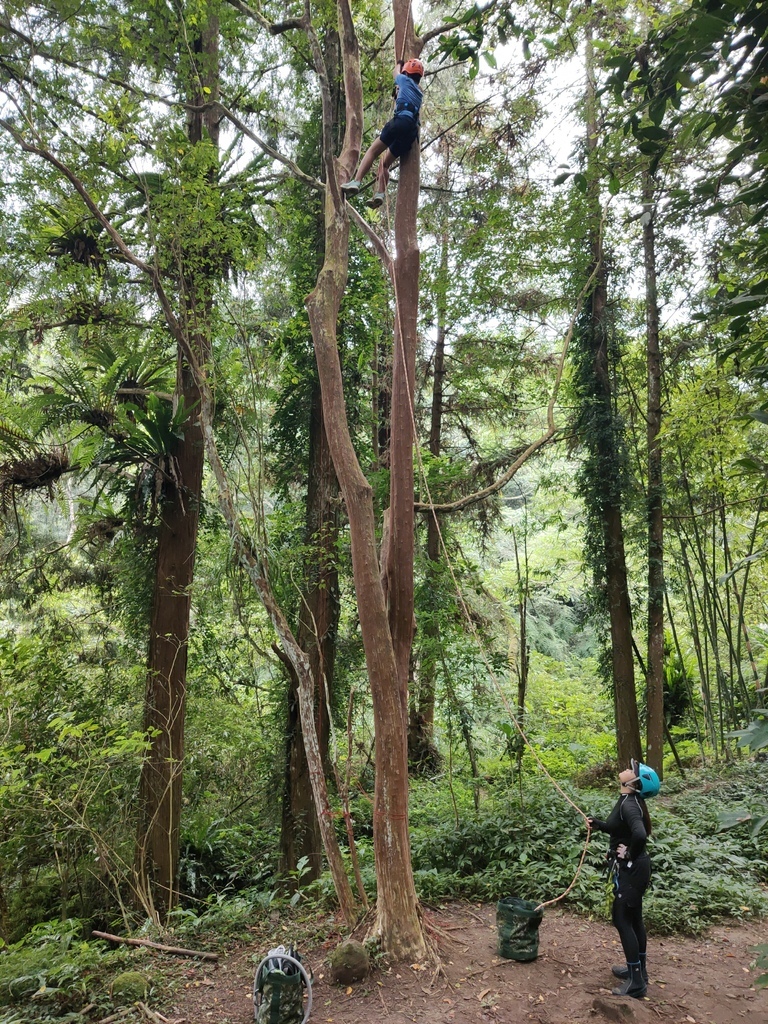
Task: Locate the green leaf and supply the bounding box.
[635,125,671,142]
[726,716,768,751]
[729,294,768,312]
[605,55,632,81]
[649,98,667,125]
[717,808,753,831]
[717,550,767,583]
[30,748,55,764]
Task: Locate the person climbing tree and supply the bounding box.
[340,58,424,209]
[587,759,660,999]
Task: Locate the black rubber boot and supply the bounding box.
[612,954,648,982]
[612,961,647,998]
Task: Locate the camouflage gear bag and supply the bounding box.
[496,896,543,962]
[253,945,312,1024]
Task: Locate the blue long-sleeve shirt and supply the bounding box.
[394,73,423,117]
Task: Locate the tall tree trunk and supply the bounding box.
[410,142,450,769]
[584,28,642,769]
[135,13,219,914]
[378,0,425,952]
[644,171,664,777]
[280,28,343,876]
[672,510,718,750]
[731,495,763,689]
[280,381,339,879]
[303,0,425,958]
[513,521,530,777]
[0,868,8,944]
[385,53,419,694]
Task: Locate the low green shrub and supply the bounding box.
[408,778,768,933]
[0,918,122,1013]
[755,942,768,986]
[178,814,278,898]
[659,762,768,879]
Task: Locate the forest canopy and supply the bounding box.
[0,0,767,999]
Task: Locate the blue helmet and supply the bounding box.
[631,758,660,798]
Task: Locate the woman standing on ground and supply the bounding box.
[587,759,660,999]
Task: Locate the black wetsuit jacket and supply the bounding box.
[591,793,651,905]
[590,792,648,861]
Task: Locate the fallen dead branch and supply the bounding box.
[95,1010,133,1024]
[377,984,389,1016]
[136,1001,169,1023]
[92,930,218,961]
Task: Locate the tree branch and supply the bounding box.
[415,228,606,515]
[346,206,393,278]
[417,20,471,47]
[415,433,557,514]
[302,1,336,194]
[92,931,218,961]
[223,0,305,34]
[338,0,364,183]
[0,119,198,375]
[216,103,322,190]
[2,14,324,197]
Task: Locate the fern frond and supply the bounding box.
[0,417,35,456]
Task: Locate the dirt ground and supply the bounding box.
[159,903,768,1024]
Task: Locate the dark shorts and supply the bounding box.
[379,113,419,159]
[613,854,651,908]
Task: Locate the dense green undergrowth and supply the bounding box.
[0,919,129,1022]
[2,762,766,1021]
[407,768,768,934]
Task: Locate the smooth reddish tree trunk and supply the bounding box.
[410,166,448,767]
[303,0,426,959]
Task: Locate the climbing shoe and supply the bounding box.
[612,955,648,983]
[611,961,647,999]
[340,180,361,197]
[366,192,386,209]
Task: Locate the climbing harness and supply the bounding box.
[253,945,312,1024]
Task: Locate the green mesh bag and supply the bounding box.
[496,897,543,962]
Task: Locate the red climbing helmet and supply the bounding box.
[402,58,424,77]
